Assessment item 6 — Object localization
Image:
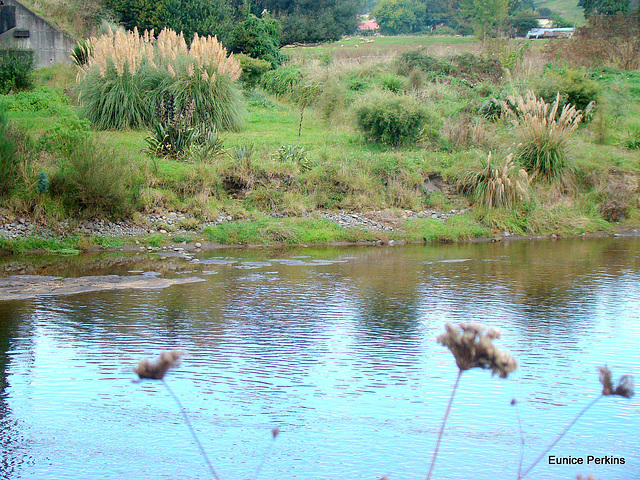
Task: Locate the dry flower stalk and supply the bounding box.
[598,365,635,398]
[436,322,518,378]
[134,349,184,380]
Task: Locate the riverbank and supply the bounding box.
[0,205,635,256]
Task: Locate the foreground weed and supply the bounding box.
[427,322,517,480]
[519,365,634,479]
[134,350,221,480]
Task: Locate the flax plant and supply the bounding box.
[427,322,517,480]
[457,152,530,209]
[504,91,594,181]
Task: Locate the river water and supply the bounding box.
[0,238,638,480]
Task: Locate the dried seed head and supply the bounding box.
[437,322,517,378]
[272,427,280,439]
[598,365,634,398]
[576,475,600,480]
[134,350,184,380]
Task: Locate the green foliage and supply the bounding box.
[170,72,246,131]
[398,51,503,83]
[50,139,135,217]
[237,54,272,87]
[624,129,640,149]
[459,0,509,40]
[534,67,600,112]
[229,13,282,67]
[77,65,153,130]
[39,116,92,156]
[0,49,35,95]
[260,67,303,97]
[263,0,363,44]
[163,0,234,43]
[581,0,628,16]
[0,105,19,197]
[71,40,93,67]
[355,91,430,147]
[272,144,312,171]
[0,86,70,113]
[36,171,50,195]
[381,74,406,93]
[372,0,426,34]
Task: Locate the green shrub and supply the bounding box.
[260,67,303,97]
[533,67,600,113]
[228,13,282,67]
[397,51,452,78]
[39,116,92,156]
[0,105,19,196]
[450,53,503,83]
[237,54,272,87]
[0,86,69,113]
[0,49,35,94]
[50,139,135,217]
[381,74,406,93]
[354,91,430,147]
[272,144,313,171]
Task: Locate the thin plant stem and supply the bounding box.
[162,379,221,480]
[513,400,524,480]
[426,369,463,480]
[252,435,278,480]
[520,395,602,479]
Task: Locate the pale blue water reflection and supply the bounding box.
[0,238,639,479]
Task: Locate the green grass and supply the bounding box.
[0,235,82,254]
[203,216,378,245]
[401,215,491,242]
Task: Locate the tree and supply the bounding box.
[581,0,628,16]
[228,12,282,66]
[459,0,509,41]
[163,0,234,43]
[372,0,426,34]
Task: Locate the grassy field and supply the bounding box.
[2,33,639,250]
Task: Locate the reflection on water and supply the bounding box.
[0,238,639,479]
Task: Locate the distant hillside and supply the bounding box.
[536,0,587,26]
[15,0,108,39]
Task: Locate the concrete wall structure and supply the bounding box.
[0,0,76,68]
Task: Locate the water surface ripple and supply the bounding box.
[0,238,639,479]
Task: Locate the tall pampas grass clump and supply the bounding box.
[457,152,530,209]
[76,28,245,131]
[504,90,593,182]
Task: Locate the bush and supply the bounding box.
[228,13,282,67]
[260,67,303,97]
[397,51,452,78]
[236,54,272,88]
[0,86,70,114]
[0,105,19,196]
[505,90,591,181]
[457,153,530,208]
[381,74,406,93]
[0,49,35,94]
[533,67,600,113]
[39,116,92,156]
[50,139,134,217]
[355,91,430,147]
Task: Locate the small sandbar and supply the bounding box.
[0,274,205,301]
